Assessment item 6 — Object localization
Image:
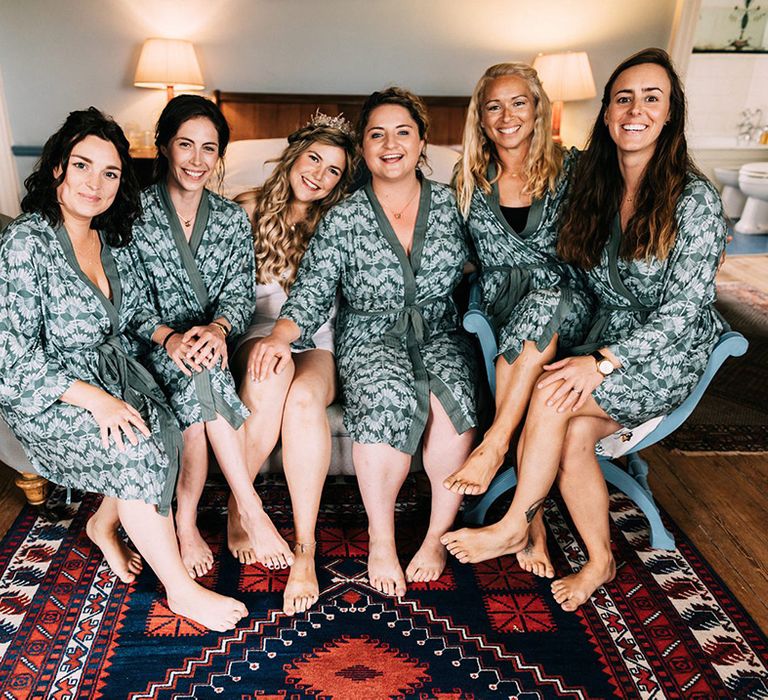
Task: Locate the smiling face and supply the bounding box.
[161,116,220,194]
[362,104,425,184]
[288,140,347,205]
[604,62,671,163]
[480,75,536,154]
[55,134,122,225]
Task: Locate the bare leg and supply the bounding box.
[174,423,213,578]
[117,499,248,632]
[442,380,611,563]
[86,496,143,583]
[407,393,475,583]
[206,416,294,569]
[513,428,554,578]
[353,442,411,597]
[230,338,295,564]
[551,417,617,611]
[444,337,557,496]
[281,350,336,615]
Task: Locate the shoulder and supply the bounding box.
[323,188,368,222]
[676,172,724,221]
[428,179,457,206]
[0,212,54,256]
[207,189,250,227]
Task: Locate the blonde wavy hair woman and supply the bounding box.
[231,115,356,616]
[443,63,594,581]
[454,62,563,218]
[238,120,356,292]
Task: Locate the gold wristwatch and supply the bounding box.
[591,351,615,377]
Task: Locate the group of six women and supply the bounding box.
[0,47,726,630]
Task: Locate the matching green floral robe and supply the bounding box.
[281,179,478,455]
[579,175,726,427]
[0,213,181,513]
[132,183,255,430]
[471,151,594,363]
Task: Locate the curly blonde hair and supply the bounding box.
[455,62,564,218]
[237,123,356,291]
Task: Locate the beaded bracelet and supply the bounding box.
[162,330,179,350]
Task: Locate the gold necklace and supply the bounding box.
[382,185,420,220]
[176,210,194,228]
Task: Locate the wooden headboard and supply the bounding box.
[213,91,470,146]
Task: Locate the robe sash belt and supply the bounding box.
[95,336,182,515]
[344,295,445,347]
[344,296,446,454]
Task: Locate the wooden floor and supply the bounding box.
[0,255,766,634]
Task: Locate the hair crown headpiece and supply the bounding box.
[306,110,353,136]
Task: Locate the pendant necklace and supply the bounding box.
[384,185,420,220]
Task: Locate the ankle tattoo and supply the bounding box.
[293,542,316,554]
[525,498,545,524]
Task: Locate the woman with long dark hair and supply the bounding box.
[231,114,356,615]
[132,95,293,578]
[443,49,726,611]
[0,108,247,630]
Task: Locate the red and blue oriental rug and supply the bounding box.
[0,477,766,699]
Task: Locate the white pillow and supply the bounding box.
[221,138,288,199]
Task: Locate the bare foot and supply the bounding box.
[227,494,255,566]
[86,514,143,584]
[405,534,448,583]
[283,544,319,616]
[368,539,406,597]
[441,520,529,564]
[516,514,554,578]
[239,504,294,570]
[167,584,248,632]
[177,526,214,579]
[443,438,507,495]
[551,557,616,612]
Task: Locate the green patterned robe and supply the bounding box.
[281,179,478,455]
[132,183,255,430]
[0,213,181,513]
[471,151,594,363]
[578,175,726,428]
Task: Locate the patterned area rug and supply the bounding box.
[1,477,767,699]
[661,281,768,454]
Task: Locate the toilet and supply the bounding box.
[713,166,746,220]
[735,162,768,235]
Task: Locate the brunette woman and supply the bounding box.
[443,49,726,611]
[132,95,293,577]
[0,108,247,630]
[253,88,478,597]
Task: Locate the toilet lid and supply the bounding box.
[741,161,768,176]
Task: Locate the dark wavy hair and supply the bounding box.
[558,48,701,268]
[21,107,140,247]
[356,87,430,179]
[153,94,230,184]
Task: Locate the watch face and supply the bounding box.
[598,359,614,375]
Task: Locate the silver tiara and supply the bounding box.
[307,110,353,136]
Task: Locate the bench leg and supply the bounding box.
[14,473,50,507]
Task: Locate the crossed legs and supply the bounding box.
[442,378,619,609]
[444,337,557,496]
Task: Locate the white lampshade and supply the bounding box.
[134,38,204,91]
[532,51,596,103]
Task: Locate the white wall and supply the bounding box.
[1,0,677,192]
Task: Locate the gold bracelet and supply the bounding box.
[211,321,229,337]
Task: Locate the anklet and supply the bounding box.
[294,542,316,554]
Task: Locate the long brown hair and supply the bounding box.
[239,121,356,291]
[558,48,700,268]
[455,62,563,218]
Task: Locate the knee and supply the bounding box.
[560,419,598,468]
[285,379,325,414]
